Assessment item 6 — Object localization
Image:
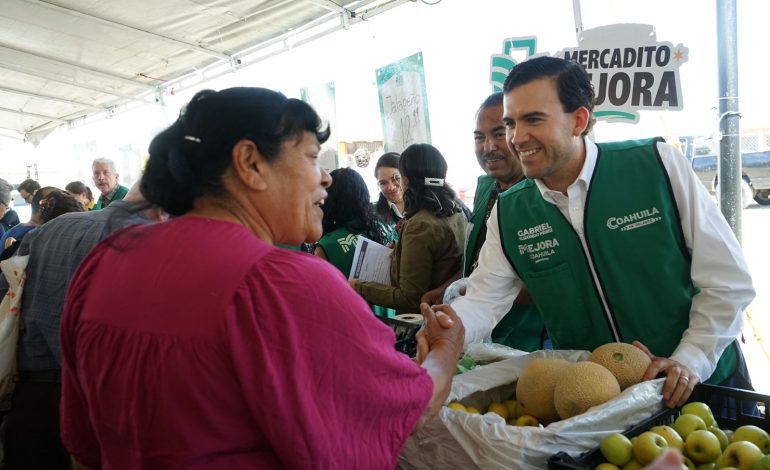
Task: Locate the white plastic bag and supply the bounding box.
[399,349,665,470]
[0,255,29,410]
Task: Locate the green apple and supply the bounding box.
[752,455,770,470]
[673,414,707,441]
[733,425,770,454]
[685,430,722,464]
[682,402,717,428]
[621,459,643,470]
[652,425,685,451]
[724,429,735,444]
[709,426,730,452]
[695,462,715,470]
[683,455,696,470]
[720,441,764,470]
[600,433,634,466]
[633,431,669,465]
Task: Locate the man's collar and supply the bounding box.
[100,186,118,201]
[533,137,597,197]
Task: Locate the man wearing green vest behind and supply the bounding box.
[448,56,754,408]
[92,158,129,210]
[422,92,546,352]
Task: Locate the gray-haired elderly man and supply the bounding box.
[91,158,128,210]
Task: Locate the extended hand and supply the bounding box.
[415,303,462,364]
[633,340,698,408]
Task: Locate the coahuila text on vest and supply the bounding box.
[516,222,554,241]
[605,207,661,231]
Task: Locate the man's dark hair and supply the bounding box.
[18,179,41,194]
[503,56,596,135]
[477,92,503,116]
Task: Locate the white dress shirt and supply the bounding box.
[452,138,755,382]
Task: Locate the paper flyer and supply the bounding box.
[349,236,392,284]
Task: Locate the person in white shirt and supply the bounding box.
[434,56,754,408]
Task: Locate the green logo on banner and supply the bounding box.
[489,37,537,92]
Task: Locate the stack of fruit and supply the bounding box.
[517,342,651,424]
[446,342,652,426]
[595,402,770,469]
[447,398,543,427]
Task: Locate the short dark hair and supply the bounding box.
[503,56,596,135]
[477,92,504,116]
[399,144,462,218]
[322,168,385,245]
[141,87,330,216]
[373,152,401,225]
[18,179,41,194]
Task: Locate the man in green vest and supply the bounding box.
[448,56,754,408]
[92,158,129,210]
[421,92,546,352]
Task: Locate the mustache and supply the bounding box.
[482,152,507,161]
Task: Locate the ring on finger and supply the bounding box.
[681,376,690,383]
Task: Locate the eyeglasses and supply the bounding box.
[378,174,402,188]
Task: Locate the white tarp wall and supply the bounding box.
[2,0,769,194]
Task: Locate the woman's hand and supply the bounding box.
[414,303,458,365]
[413,303,464,432]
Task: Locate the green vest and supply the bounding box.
[318,227,359,276]
[497,138,734,383]
[318,226,395,318]
[93,185,129,211]
[465,175,496,275]
[467,176,545,352]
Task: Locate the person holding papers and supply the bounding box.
[351,143,467,313]
[315,168,396,275]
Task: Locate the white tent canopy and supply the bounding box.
[0,0,408,142]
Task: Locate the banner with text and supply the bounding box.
[376,52,431,153]
[489,24,688,124]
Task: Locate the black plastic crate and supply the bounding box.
[548,384,770,469]
[378,315,421,357]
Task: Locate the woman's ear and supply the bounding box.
[231,139,269,191]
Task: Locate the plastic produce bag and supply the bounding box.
[399,349,665,470]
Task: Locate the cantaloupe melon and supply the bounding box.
[588,342,651,390]
[515,358,571,424]
[553,361,621,420]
